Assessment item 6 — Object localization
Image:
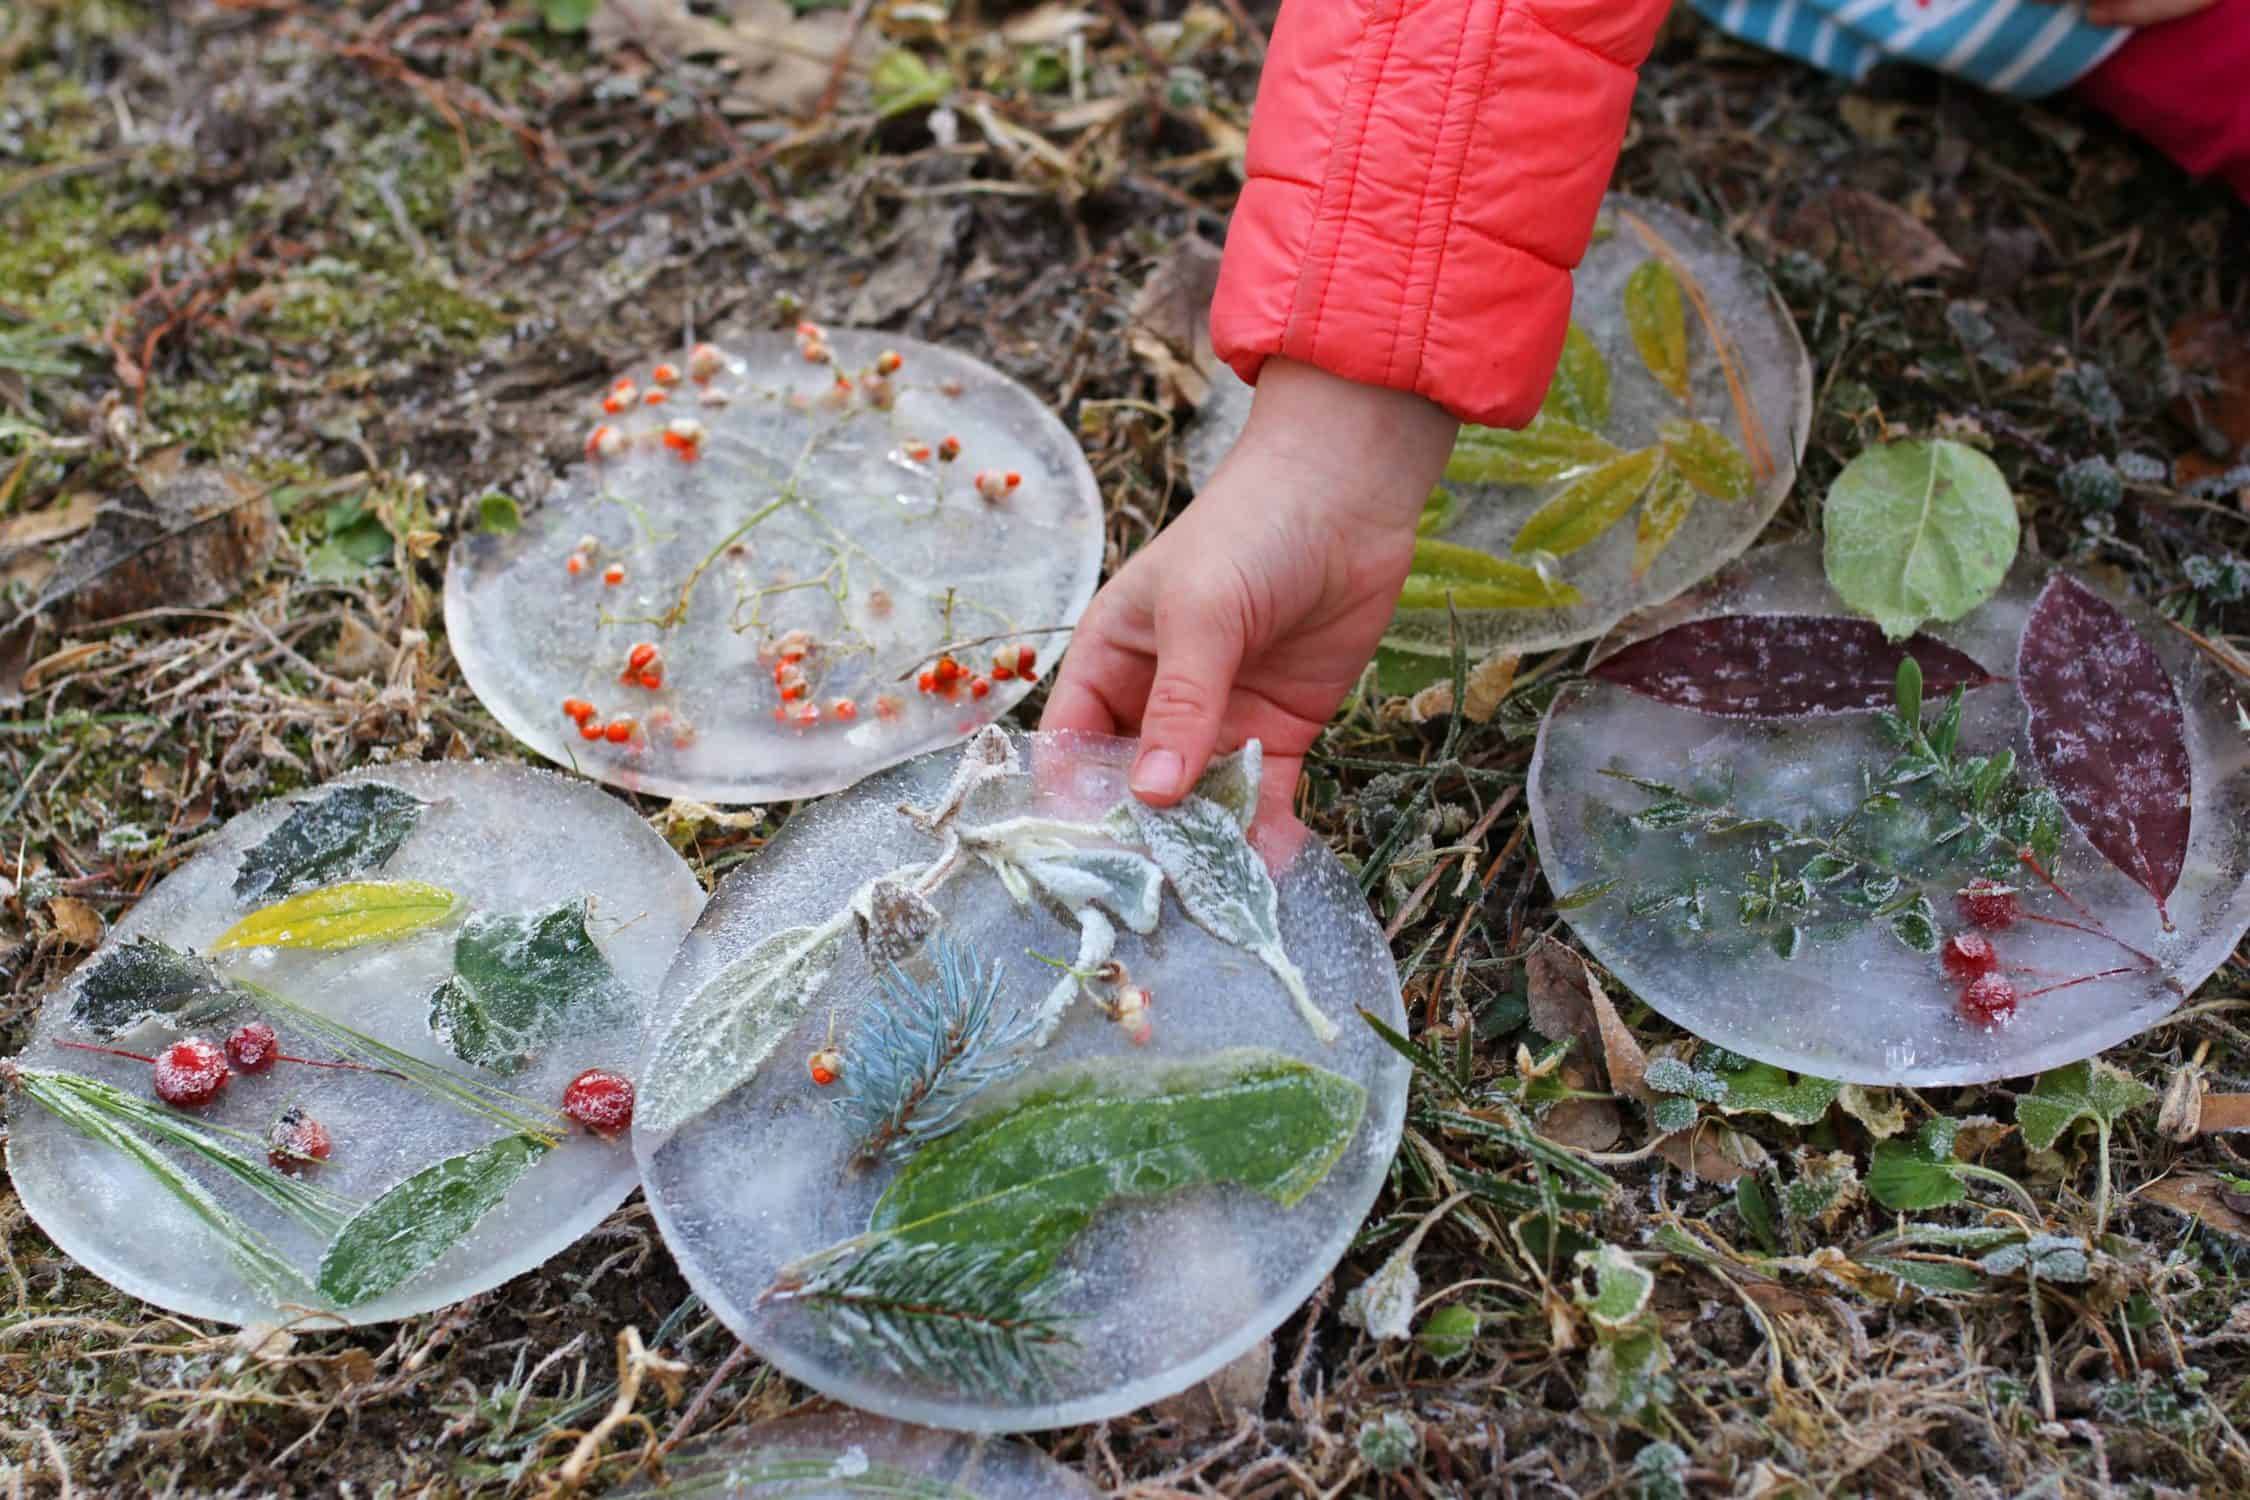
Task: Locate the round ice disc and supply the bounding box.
[1187,194,1811,659]
[635,730,1409,1432]
[7,762,705,1327]
[614,1411,1098,1498]
[445,331,1105,804]
[1528,541,2250,1085]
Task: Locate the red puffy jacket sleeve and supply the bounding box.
[1210,0,1673,430]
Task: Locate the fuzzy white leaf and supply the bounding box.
[1118,794,1336,1043]
[639,922,843,1135]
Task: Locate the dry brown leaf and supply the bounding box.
[1525,936,1644,1094]
[1783,188,1965,286]
[1523,938,1753,1180]
[2167,312,2250,456]
[589,0,872,119]
[46,896,103,948]
[1147,1336,1270,1437]
[1127,236,1224,408]
[332,612,388,679]
[36,469,277,628]
[0,493,98,552]
[2139,1172,2250,1239]
[2195,1094,2250,1134]
[1836,1083,1909,1140]
[21,640,104,693]
[0,617,37,706]
[1539,1063,1622,1154]
[1401,651,1519,726]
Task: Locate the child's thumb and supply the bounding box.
[1128,597,1245,806]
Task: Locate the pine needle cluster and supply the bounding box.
[837,934,1033,1162]
[766,1237,1076,1400]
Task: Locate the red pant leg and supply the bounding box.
[2072,0,2250,204]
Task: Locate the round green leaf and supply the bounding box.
[1823,439,2019,640]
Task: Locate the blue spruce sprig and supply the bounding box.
[838,933,1034,1162]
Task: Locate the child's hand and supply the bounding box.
[1040,358,1459,820]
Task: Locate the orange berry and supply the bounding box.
[652,362,680,386]
[644,389,667,406]
[605,717,636,744]
[830,698,857,721]
[938,435,961,462]
[562,697,594,722]
[795,321,823,341]
[903,441,933,463]
[586,425,623,460]
[603,564,625,586]
[1017,645,1037,675]
[627,643,658,672]
[917,670,937,694]
[637,671,663,690]
[566,553,586,577]
[602,394,626,414]
[875,695,902,721]
[579,720,606,741]
[969,675,990,699]
[876,350,903,375]
[808,1046,843,1087]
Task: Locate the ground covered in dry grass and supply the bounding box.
[3,2,2248,1495]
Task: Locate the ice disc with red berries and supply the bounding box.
[1527,541,2250,1085]
[6,763,702,1326]
[635,730,1410,1431]
[445,329,1105,804]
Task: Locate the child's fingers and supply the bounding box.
[1128,593,1248,806]
[1037,609,1154,737]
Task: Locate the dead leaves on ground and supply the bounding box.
[1778,187,1964,286]
[1523,936,1763,1182]
[589,0,876,120]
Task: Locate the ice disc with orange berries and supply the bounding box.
[445,329,1104,804]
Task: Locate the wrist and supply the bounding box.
[1220,358,1460,532]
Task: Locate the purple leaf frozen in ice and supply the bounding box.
[2016,574,2192,926]
[1589,613,2000,718]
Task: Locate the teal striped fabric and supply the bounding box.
[1690,0,2130,97]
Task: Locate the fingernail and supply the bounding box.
[1131,748,1184,801]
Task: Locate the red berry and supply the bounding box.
[566,553,586,577]
[1016,645,1037,675]
[652,361,680,386]
[917,670,937,694]
[580,720,607,741]
[1960,973,2019,1024]
[1958,879,2020,931]
[154,1038,230,1109]
[876,349,903,375]
[830,698,857,721]
[969,675,990,700]
[938,435,961,462]
[225,1022,281,1075]
[1941,932,1999,980]
[808,1047,843,1087]
[563,1068,635,1136]
[603,564,626,587]
[268,1105,333,1175]
[627,642,658,672]
[562,697,594,723]
[637,671,664,691]
[605,717,636,744]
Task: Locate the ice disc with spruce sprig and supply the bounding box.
[6,762,703,1327]
[444,328,1104,804]
[635,729,1411,1432]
